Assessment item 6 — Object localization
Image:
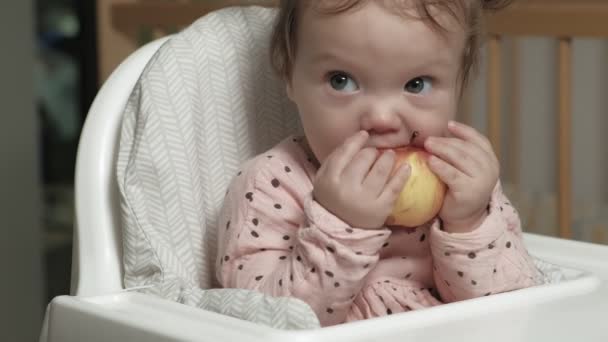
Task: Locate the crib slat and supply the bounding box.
[487,35,502,160]
[558,38,573,239]
[508,38,521,187]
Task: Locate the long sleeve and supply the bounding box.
[216,152,390,326]
[429,181,542,303]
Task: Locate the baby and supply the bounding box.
[216,0,541,327]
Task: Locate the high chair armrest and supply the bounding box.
[45,292,279,342]
[43,242,608,342]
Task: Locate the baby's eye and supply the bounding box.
[329,72,359,92]
[404,77,433,94]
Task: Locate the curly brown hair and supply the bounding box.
[270,0,512,93]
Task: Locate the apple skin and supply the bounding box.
[384,147,447,228]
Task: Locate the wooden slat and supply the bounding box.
[508,38,521,187]
[487,35,502,160]
[558,38,573,239]
[487,0,608,37]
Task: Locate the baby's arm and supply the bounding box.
[216,158,389,326]
[429,182,542,302]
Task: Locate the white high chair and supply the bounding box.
[41,8,608,342]
[39,37,169,342]
[69,37,170,299]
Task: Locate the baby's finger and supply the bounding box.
[343,147,379,184]
[363,149,396,196]
[425,137,480,177]
[379,162,410,203]
[428,155,466,189]
[447,121,495,159]
[324,130,369,177]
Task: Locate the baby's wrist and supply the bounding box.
[312,196,384,230]
[442,210,487,234]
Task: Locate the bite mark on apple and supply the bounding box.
[411,131,420,143]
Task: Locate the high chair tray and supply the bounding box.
[45,233,608,342]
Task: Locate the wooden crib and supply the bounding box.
[483,0,608,241]
[102,0,608,242]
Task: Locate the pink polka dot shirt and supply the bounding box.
[216,136,541,327]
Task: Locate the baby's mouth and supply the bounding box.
[372,130,420,150]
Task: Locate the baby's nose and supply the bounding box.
[361,109,401,135]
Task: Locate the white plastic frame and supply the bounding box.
[71,37,170,297]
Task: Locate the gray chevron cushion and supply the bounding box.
[116,6,319,329]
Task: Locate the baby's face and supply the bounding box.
[287,1,466,163]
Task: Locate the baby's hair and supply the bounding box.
[270,0,513,93]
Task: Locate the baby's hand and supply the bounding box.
[424,121,499,233]
[313,131,411,229]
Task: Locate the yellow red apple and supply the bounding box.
[384,147,446,227]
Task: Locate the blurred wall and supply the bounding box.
[0,0,45,340]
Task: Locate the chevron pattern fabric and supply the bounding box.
[116,6,319,329]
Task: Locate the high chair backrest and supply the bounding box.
[73,6,301,298]
[71,38,169,296]
[113,5,304,297]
